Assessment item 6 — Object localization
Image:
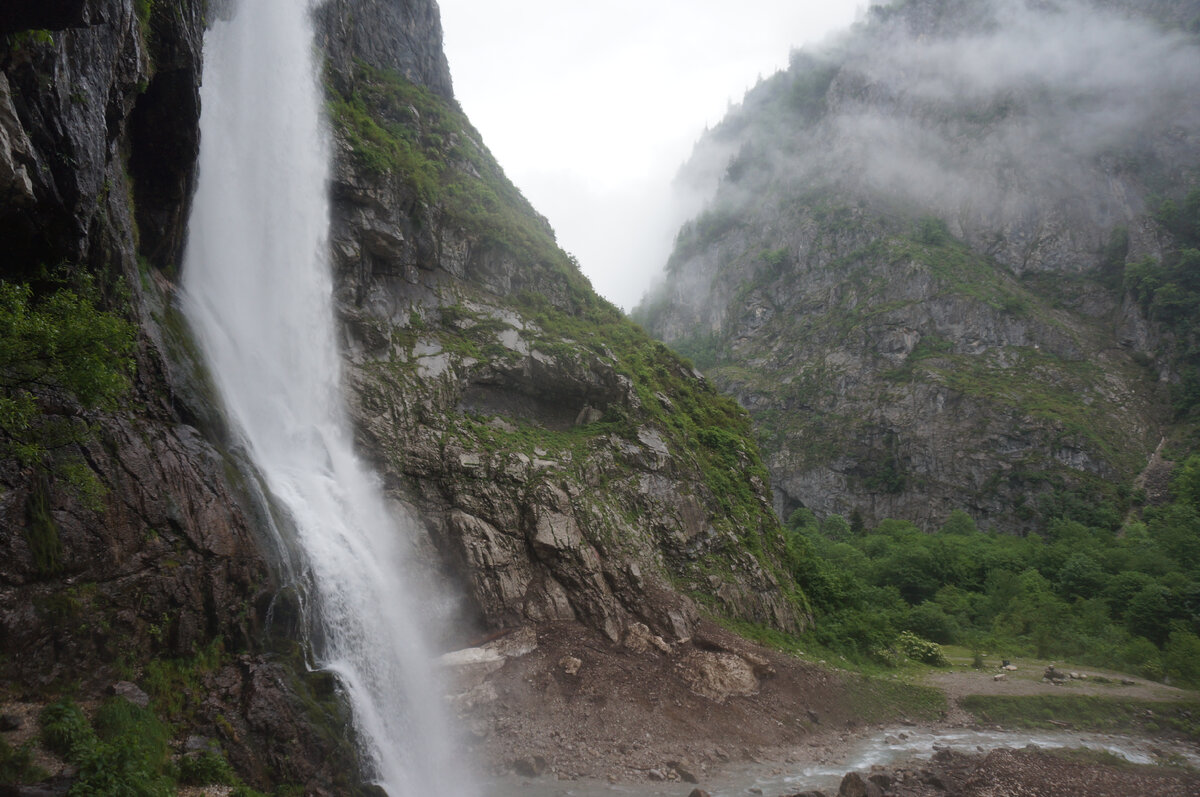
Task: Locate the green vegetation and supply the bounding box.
[715,617,947,719]
[0,735,45,783]
[844,674,948,722]
[0,273,136,506]
[666,205,744,272]
[178,750,238,786]
[787,54,838,121]
[39,697,173,796]
[327,62,594,309]
[135,0,155,40]
[30,696,278,795]
[1125,187,1200,420]
[784,476,1200,684]
[961,695,1200,739]
[142,638,227,723]
[40,699,93,758]
[892,220,1031,313]
[8,30,54,52]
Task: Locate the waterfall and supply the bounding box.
[180,1,470,794]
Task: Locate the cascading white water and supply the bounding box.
[180,1,470,794]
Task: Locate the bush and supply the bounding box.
[39,699,94,759]
[1163,630,1200,687]
[896,631,950,666]
[0,736,43,783]
[179,750,237,786]
[38,698,177,797]
[91,698,170,774]
[914,216,951,246]
[229,787,269,797]
[902,603,959,645]
[70,739,173,797]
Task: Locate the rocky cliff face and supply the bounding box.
[638,0,1200,532]
[1,0,807,792]
[0,1,374,792]
[316,13,806,643]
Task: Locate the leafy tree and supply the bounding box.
[821,512,851,541]
[1125,584,1174,647]
[1056,552,1106,600]
[939,509,977,536]
[903,602,959,644]
[1163,629,1200,686]
[1173,453,1200,509]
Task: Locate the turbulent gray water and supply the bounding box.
[492,727,1200,797]
[180,1,472,794]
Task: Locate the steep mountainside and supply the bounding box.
[638,0,1200,532]
[0,0,805,792]
[319,27,804,644]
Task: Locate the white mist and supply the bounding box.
[180,0,470,794]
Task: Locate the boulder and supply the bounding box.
[838,771,882,797]
[511,755,549,778]
[109,681,150,708]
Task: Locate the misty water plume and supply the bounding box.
[180,0,472,794]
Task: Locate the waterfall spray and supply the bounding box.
[181,0,470,793]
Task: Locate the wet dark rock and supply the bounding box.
[838,772,882,797]
[317,0,453,100]
[0,0,89,34]
[0,775,73,797]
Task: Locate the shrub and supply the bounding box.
[91,698,170,773]
[914,216,951,246]
[896,630,950,666]
[0,736,43,783]
[70,738,173,797]
[39,698,178,797]
[179,750,237,786]
[39,699,94,759]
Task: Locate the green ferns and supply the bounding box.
[41,698,173,797]
[34,697,263,795]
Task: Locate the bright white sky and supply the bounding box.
[439,0,866,311]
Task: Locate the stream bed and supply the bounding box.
[489,726,1200,797]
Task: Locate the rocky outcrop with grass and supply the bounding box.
[319,26,807,642]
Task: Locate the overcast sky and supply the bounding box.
[439,0,866,311]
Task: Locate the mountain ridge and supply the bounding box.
[638,0,1200,532]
